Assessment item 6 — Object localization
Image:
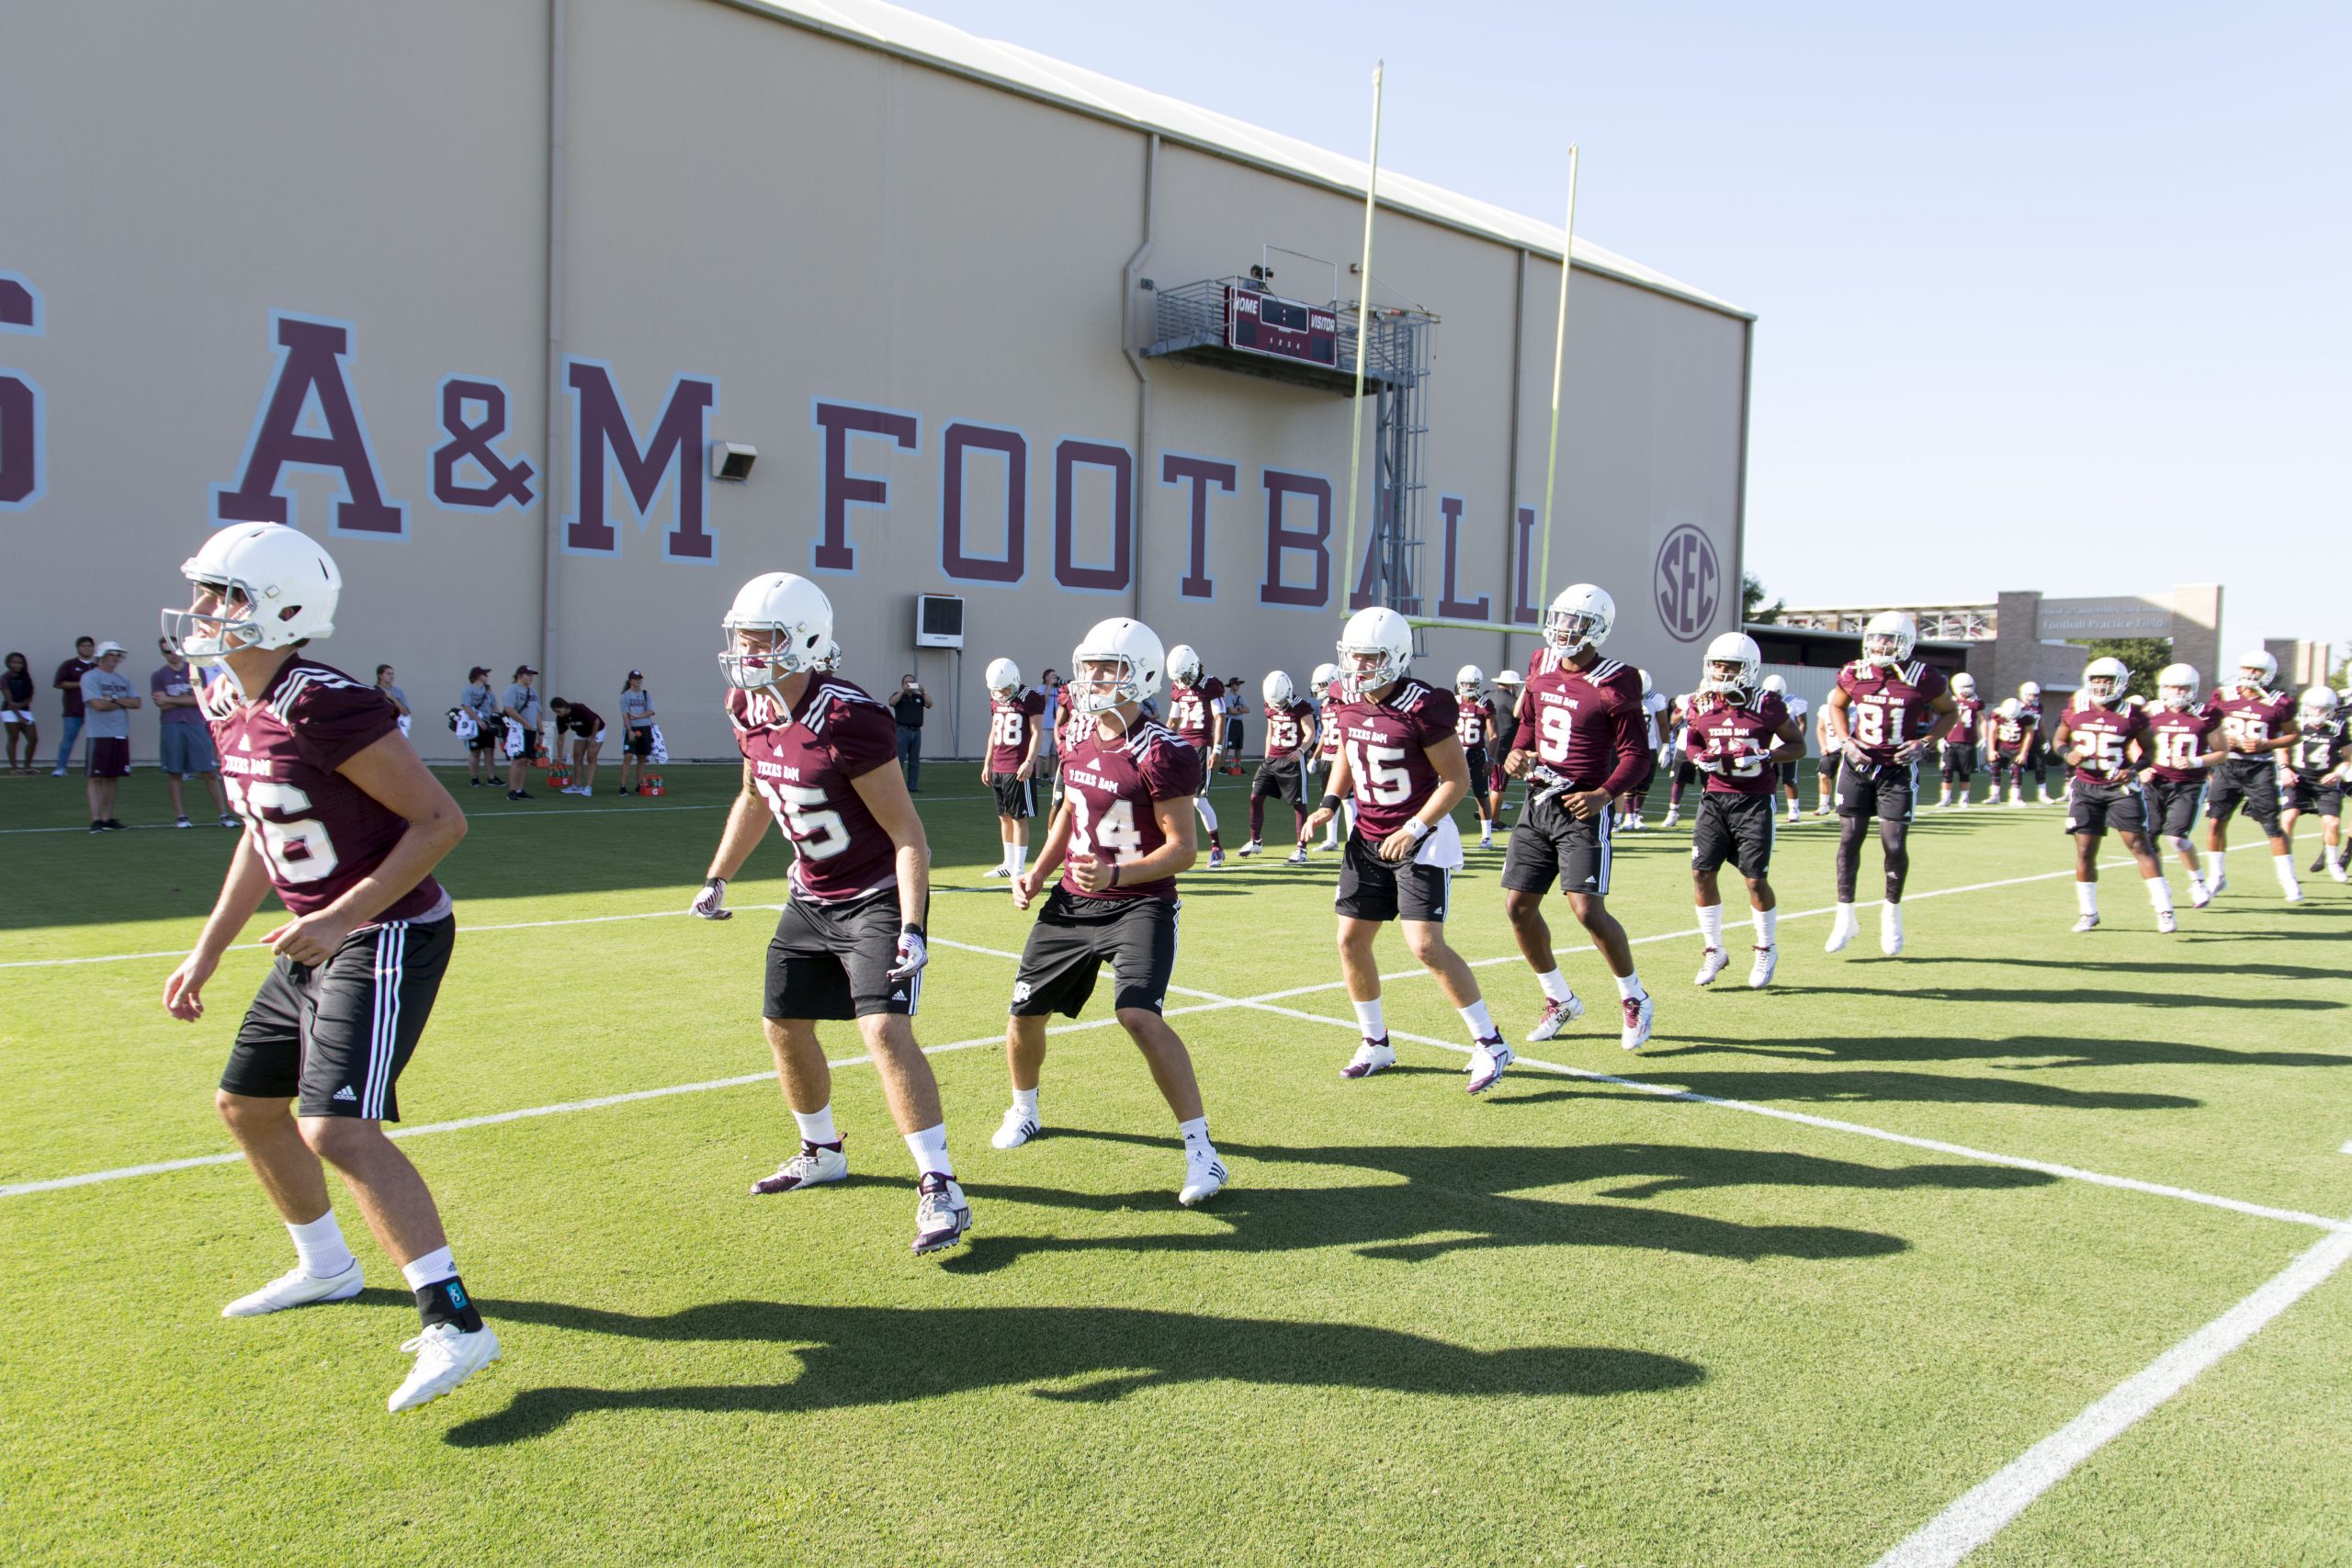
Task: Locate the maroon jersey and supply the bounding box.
[1056,685,1089,753]
[2058,699,2148,784]
[1456,696,1496,752]
[987,689,1046,773]
[2286,717,2349,778]
[729,678,899,904]
[1166,680,1224,748]
[1333,677,1458,840]
[1262,699,1315,758]
[1989,710,2035,755]
[1057,717,1199,902]
[1512,650,1646,795]
[1834,658,1950,765]
[2142,705,2218,782]
[2208,686,2294,761]
[1317,680,1344,760]
[1684,691,1791,796]
[203,657,446,924]
[1946,696,1984,743]
[559,704,603,738]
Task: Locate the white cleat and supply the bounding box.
[990,1105,1041,1149]
[2282,881,2303,905]
[2205,874,2226,899]
[1880,905,1905,956]
[1478,832,1493,849]
[1178,1144,1227,1207]
[1747,945,1778,988]
[1524,993,1584,1042]
[1237,840,1261,858]
[984,866,1012,878]
[1464,1038,1514,1095]
[2007,790,2025,807]
[751,1141,849,1194]
[1340,1037,1396,1079]
[1825,908,1860,953]
[2155,908,2177,933]
[911,1174,972,1255]
[1286,846,1309,865]
[2073,913,2100,933]
[389,1321,501,1413]
[1620,992,1656,1053]
[1659,810,1679,829]
[222,1260,365,1318]
[1693,946,1729,987]
[2331,863,2349,885]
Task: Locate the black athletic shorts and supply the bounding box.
[1334,830,1454,923]
[1690,792,1776,879]
[1777,759,1801,789]
[2064,778,2150,837]
[1464,747,1490,803]
[1628,755,1658,801]
[2282,775,2344,816]
[764,888,915,1021]
[1252,757,1306,807]
[1498,785,1613,897]
[1836,759,1918,823]
[1668,753,1696,790]
[989,772,1037,820]
[1941,742,1977,783]
[1189,744,1215,797]
[1011,887,1178,1017]
[220,914,455,1120]
[624,727,653,758]
[2206,760,2281,835]
[2145,778,2206,840]
[467,726,500,754]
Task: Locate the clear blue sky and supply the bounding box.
[899,0,2348,667]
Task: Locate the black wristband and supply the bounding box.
[901,921,925,939]
[1109,863,1121,887]
[1320,793,1342,814]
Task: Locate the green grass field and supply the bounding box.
[5,761,2348,1566]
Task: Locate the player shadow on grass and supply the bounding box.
[1495,1068,2193,1112]
[1652,1032,2352,1073]
[1762,980,2337,1013]
[934,1131,1938,1274]
[1885,954,2346,984]
[438,1299,1704,1447]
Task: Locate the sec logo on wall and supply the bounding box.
[1654,525,1721,643]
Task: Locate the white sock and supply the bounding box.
[1696,903,1725,950]
[1178,1115,1210,1147]
[2144,876,2173,914]
[2274,854,2300,891]
[2186,868,2206,892]
[1458,999,1496,1041]
[288,1211,355,1280]
[1012,1086,1039,1120]
[2328,842,2343,870]
[400,1246,456,1291]
[792,1103,840,1145]
[1613,970,1644,1000]
[1010,841,1028,875]
[904,1122,952,1179]
[1353,998,1386,1039]
[1755,907,1778,947]
[2203,851,2226,882]
[1194,797,1218,833]
[2075,881,2098,916]
[1834,900,1857,926]
[1535,967,1574,1004]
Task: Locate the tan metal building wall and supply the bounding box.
[0,0,1751,760]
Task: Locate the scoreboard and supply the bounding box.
[1225,286,1339,368]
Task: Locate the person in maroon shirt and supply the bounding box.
[2199,649,2303,902]
[1453,665,1498,848]
[49,633,95,775]
[1311,660,1349,849]
[994,616,1227,1208]
[1935,671,1985,809]
[1242,670,1318,863]
[2278,688,2349,883]
[1682,635,1804,989]
[1821,610,1957,956]
[2052,657,2175,932]
[1162,644,1228,868]
[547,696,605,796]
[978,656,1046,881]
[1498,583,1657,1052]
[157,522,493,1414]
[693,570,969,1257]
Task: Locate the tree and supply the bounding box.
[2073,637,2171,701]
[1742,571,1783,626]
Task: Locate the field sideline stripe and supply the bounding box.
[1868,1222,2352,1568]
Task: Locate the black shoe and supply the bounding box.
[469,779,484,788]
[506,790,529,801]
[89,821,106,833]
[2312,855,2327,874]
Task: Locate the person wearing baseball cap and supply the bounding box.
[80,641,142,830]
[617,668,657,795]
[501,665,542,799]
[458,666,501,786]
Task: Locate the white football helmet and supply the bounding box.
[1455,664,1485,697]
[1071,617,1165,715]
[1862,610,1917,669]
[164,522,342,657]
[1951,671,1977,699]
[1311,660,1339,695]
[2235,649,2278,691]
[1262,670,1296,707]
[985,657,1023,697]
[1336,605,1413,699]
[1996,697,2020,719]
[1761,673,1788,696]
[1543,583,1614,656]
[718,572,834,690]
[2082,656,2129,704]
[812,639,842,674]
[2019,681,2041,704]
[1699,631,1760,698]
[1168,643,1204,688]
[2300,685,2338,721]
[2155,663,2199,710]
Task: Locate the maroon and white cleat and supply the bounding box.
[751,1140,847,1195]
[1341,1037,1396,1078]
[1620,993,1656,1053]
[911,1172,971,1255]
[1524,993,1584,1043]
[1465,1037,1514,1095]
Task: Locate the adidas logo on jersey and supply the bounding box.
[332,1085,357,1102]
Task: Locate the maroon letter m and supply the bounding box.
[564,360,716,559]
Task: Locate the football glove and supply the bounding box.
[690,876,732,919]
[887,924,929,985]
[1693,752,1724,774]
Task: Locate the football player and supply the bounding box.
[694,572,968,1256]
[993,617,1227,1207]
[1987,697,2037,806]
[2280,686,2349,882]
[1454,665,1498,849]
[980,657,1046,882]
[1487,668,1524,831]
[1682,635,1804,987]
[1820,611,1957,955]
[1240,671,1318,865]
[2137,665,2222,907]
[1935,671,1984,809]
[1304,608,1512,1089]
[2017,681,2062,804]
[2201,649,2302,902]
[1762,674,1810,825]
[1163,644,1228,870]
[1811,700,1841,818]
[1617,670,1670,830]
[160,523,494,1413]
[1312,660,1350,849]
[1498,584,1657,1051]
[2052,657,2174,931]
[1658,689,1699,829]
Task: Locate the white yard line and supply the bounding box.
[1868,1222,2352,1568]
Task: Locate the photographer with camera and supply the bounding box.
[889,672,933,793]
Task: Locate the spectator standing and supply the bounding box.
[79,641,140,829]
[458,665,501,786]
[152,637,235,828]
[616,669,655,794]
[1222,676,1248,761]
[3,651,37,774]
[548,697,605,796]
[375,664,413,738]
[888,672,933,792]
[51,634,96,775]
[502,664,541,800]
